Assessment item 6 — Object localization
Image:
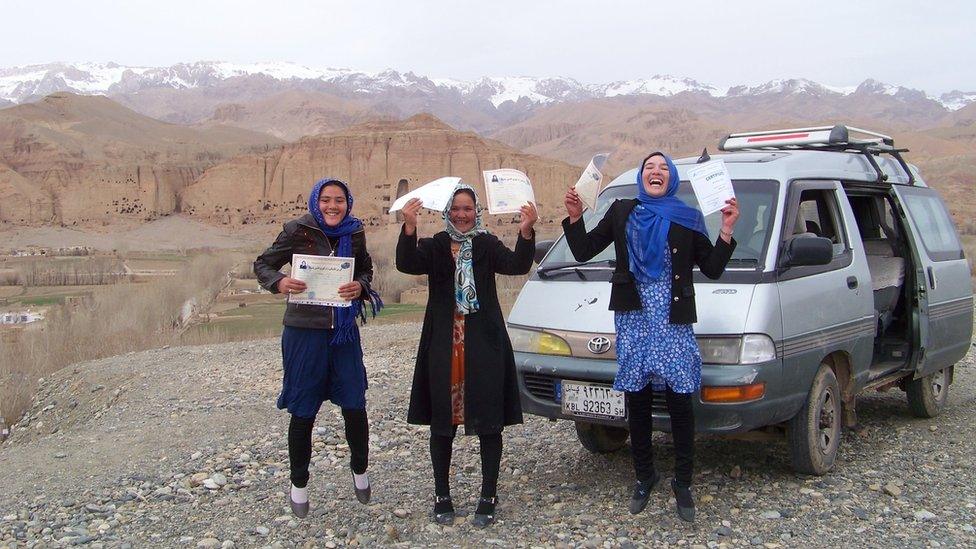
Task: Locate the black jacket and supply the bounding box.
[396,226,534,436]
[254,213,375,330]
[562,199,735,324]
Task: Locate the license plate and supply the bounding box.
[560,381,626,421]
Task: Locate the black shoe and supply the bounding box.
[289,486,309,519]
[671,478,695,522]
[628,471,661,515]
[351,471,370,504]
[433,495,455,525]
[471,496,497,528]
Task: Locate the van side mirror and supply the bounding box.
[782,236,833,267]
[534,239,555,264]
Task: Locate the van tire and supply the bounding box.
[575,422,629,454]
[906,368,949,418]
[788,364,842,475]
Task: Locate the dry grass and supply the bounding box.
[0,253,236,424]
[366,226,426,302]
[12,257,125,286]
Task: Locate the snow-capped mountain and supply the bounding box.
[0,61,973,111]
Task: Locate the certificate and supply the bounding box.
[687,160,735,216]
[483,169,535,215]
[288,254,355,307]
[389,176,461,213]
[574,152,610,210]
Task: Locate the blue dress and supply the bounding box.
[613,245,702,394]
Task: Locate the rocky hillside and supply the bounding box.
[0,93,280,226]
[181,113,583,225]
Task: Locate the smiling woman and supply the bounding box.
[253,178,384,519]
[396,182,537,527]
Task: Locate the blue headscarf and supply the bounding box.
[626,152,708,283]
[307,178,384,344]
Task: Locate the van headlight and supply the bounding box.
[508,326,572,356]
[697,335,776,365]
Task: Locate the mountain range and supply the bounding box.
[0,61,974,234]
[2,61,973,120]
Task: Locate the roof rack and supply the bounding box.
[718,124,915,185]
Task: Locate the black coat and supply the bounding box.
[254,213,375,330]
[562,199,736,324]
[396,226,534,436]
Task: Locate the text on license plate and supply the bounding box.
[560,381,626,420]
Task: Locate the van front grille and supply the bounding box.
[521,372,669,415]
[523,372,557,401]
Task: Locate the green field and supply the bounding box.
[0,285,95,307]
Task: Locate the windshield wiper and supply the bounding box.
[537,259,616,279]
[726,257,760,265]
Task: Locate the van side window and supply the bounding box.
[794,189,848,256]
[900,193,964,261]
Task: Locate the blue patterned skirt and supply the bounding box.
[613,253,702,394]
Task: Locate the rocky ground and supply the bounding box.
[1,322,974,548]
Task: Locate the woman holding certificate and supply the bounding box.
[562,152,739,522]
[254,178,383,519]
[396,184,536,527]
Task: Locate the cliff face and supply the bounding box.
[182,114,582,225]
[0,93,280,226]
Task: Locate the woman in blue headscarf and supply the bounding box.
[254,178,383,518]
[562,152,739,522]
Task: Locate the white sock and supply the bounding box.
[291,484,308,504]
[353,472,369,490]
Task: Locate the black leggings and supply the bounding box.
[430,427,503,498]
[627,384,695,487]
[288,409,369,488]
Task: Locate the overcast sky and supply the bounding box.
[4,0,974,95]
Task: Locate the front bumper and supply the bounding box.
[515,351,784,433]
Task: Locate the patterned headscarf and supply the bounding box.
[307,178,384,344]
[442,183,488,315]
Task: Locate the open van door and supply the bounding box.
[891,185,974,378]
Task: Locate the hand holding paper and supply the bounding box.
[389,176,461,213]
[687,160,735,217]
[574,153,610,210]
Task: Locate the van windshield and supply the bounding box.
[541,179,779,269]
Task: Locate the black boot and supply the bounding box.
[471,496,497,528]
[628,470,660,514]
[671,478,695,522]
[433,495,455,525]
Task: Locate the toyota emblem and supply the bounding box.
[587,336,612,354]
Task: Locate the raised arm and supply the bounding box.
[560,196,616,262]
[693,231,737,279]
[396,225,435,275]
[490,231,536,275]
[696,197,740,279]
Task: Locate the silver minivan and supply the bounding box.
[508,125,974,474]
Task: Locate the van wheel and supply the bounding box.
[788,364,842,475]
[906,368,949,418]
[575,422,629,454]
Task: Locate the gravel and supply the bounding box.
[1,321,974,547]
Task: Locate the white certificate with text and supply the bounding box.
[482,169,535,215]
[389,176,461,213]
[288,254,355,307]
[687,160,735,216]
[574,152,610,210]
